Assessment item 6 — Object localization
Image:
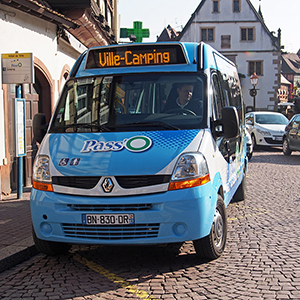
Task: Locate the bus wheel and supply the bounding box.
[32,227,71,255]
[193,195,227,260]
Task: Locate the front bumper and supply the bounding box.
[255,133,283,146]
[30,183,217,245]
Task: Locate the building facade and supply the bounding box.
[176,0,282,111]
[0,0,118,197]
[278,75,292,102]
[282,52,300,98]
[281,51,300,113]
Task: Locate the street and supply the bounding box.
[1,149,300,300]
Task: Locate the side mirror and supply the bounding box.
[215,106,239,139]
[33,113,48,144]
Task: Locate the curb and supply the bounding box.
[0,237,39,273]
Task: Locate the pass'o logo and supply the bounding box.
[80,136,152,153]
[125,136,152,152]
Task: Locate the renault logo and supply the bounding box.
[102,177,114,193]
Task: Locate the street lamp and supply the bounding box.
[250,73,259,111]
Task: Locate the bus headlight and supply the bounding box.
[32,155,53,192]
[169,153,210,191]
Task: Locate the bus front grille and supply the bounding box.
[62,223,160,240]
[52,175,171,189]
[67,203,153,212]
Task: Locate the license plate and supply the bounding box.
[274,136,282,141]
[82,213,135,225]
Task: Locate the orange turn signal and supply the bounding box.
[168,174,210,191]
[32,180,53,192]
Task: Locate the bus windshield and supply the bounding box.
[50,73,207,133]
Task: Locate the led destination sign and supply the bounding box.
[99,49,171,67]
[85,45,187,69]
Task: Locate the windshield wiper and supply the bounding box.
[116,121,180,130]
[52,123,111,132]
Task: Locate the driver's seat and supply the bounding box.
[162,84,180,113]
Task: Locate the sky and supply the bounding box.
[118,0,300,53]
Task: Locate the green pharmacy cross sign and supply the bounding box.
[120,21,150,43]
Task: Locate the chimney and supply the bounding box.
[277,28,281,49]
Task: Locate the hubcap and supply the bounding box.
[212,209,224,248]
[283,139,288,152]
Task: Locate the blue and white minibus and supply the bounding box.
[31,42,247,259]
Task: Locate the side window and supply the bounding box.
[220,74,231,107]
[212,73,224,120]
[246,113,254,125]
[212,52,243,125]
[228,73,243,125]
[293,116,300,129]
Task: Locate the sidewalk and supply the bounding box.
[0,187,38,273]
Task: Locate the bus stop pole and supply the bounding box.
[16,84,23,199]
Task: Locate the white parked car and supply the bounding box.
[245,128,253,160]
[245,112,289,148]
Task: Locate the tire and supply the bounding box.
[32,227,71,255]
[283,137,292,156]
[233,168,246,202]
[247,152,252,161]
[193,195,227,260]
[251,134,257,149]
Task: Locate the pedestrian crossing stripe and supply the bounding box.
[73,254,159,300]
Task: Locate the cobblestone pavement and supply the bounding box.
[0,189,31,251]
[1,149,300,299]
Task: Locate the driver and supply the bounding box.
[163,83,201,114]
[176,83,194,108]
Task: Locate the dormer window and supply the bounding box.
[233,0,240,12]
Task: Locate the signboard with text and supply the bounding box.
[15,98,26,157]
[85,45,187,69]
[2,53,34,84]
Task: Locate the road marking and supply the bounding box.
[228,204,269,221]
[73,254,158,300]
[0,219,11,224]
